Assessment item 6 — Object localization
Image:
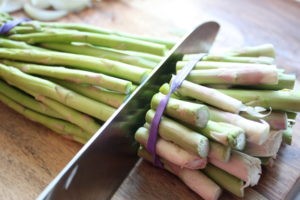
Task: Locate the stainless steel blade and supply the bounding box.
[37,21,220,200]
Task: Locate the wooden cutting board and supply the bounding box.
[1,0,300,199]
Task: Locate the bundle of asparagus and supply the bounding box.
[135,44,299,199]
[0,13,176,143]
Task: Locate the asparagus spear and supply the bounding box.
[0,38,46,50]
[151,93,209,128]
[237,73,296,90]
[22,21,176,49]
[122,50,163,63]
[183,44,275,63]
[218,88,300,112]
[0,64,116,121]
[0,92,89,144]
[0,79,62,119]
[209,151,262,187]
[282,126,293,145]
[241,111,288,130]
[176,61,277,70]
[203,164,245,198]
[51,79,126,108]
[243,130,283,157]
[2,60,133,94]
[174,79,244,113]
[145,109,209,158]
[208,141,232,163]
[9,29,168,56]
[135,127,207,169]
[183,68,278,85]
[194,121,246,150]
[182,55,274,65]
[224,44,275,58]
[36,95,101,135]
[138,146,222,200]
[0,48,150,84]
[209,107,270,145]
[40,42,158,69]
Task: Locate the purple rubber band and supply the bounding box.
[147,53,207,168]
[0,18,31,35]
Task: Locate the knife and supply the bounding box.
[37,21,220,200]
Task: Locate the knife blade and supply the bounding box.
[37,21,220,200]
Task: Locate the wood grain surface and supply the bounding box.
[1,0,299,199]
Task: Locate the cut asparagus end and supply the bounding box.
[203,164,245,198]
[135,127,207,169]
[151,92,209,128]
[145,109,209,158]
[208,141,232,163]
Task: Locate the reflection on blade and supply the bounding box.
[38,21,220,200]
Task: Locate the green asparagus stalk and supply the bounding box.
[224,44,275,58]
[208,141,232,163]
[9,29,168,56]
[194,121,246,150]
[51,79,126,108]
[182,55,274,65]
[135,127,207,169]
[0,92,89,144]
[282,126,293,145]
[0,79,63,119]
[2,60,133,94]
[0,38,45,50]
[203,164,245,198]
[122,50,163,63]
[138,146,222,200]
[21,21,176,49]
[151,93,209,128]
[145,109,209,158]
[218,88,300,112]
[182,68,278,85]
[209,151,262,187]
[0,64,116,121]
[238,73,296,90]
[243,130,283,157]
[209,107,270,145]
[40,42,158,69]
[176,61,277,70]
[174,79,244,113]
[36,95,101,135]
[0,48,150,84]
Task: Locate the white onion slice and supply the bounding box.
[23,3,68,21]
[49,0,92,12]
[30,0,51,9]
[0,0,25,13]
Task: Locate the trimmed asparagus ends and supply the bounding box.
[138,147,222,200]
[209,151,262,187]
[151,92,209,128]
[145,109,209,158]
[243,130,283,157]
[209,107,270,145]
[135,127,207,169]
[203,164,245,198]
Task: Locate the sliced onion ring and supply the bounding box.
[23,3,69,21]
